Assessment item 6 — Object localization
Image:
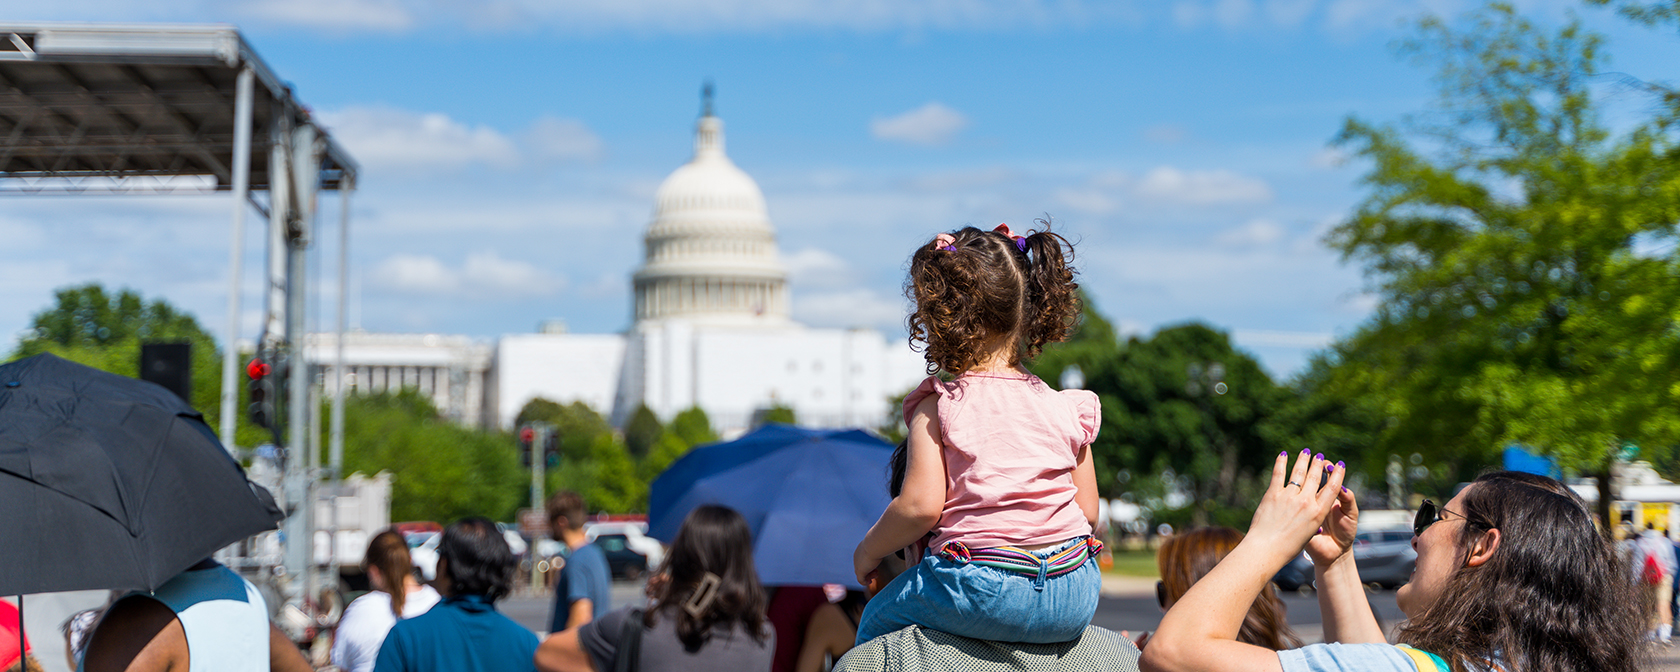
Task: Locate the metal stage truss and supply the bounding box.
[0,22,358,632]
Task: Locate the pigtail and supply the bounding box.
[907,227,1003,375]
[1019,220,1080,360]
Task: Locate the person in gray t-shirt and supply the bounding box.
[536,505,773,672]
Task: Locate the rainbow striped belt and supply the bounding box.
[937,536,1103,580]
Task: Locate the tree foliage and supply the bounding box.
[1320,3,1680,503]
[6,283,275,448]
[339,390,524,523]
[1028,308,1290,524]
[624,404,663,459]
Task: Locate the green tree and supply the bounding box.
[516,398,615,464]
[624,404,664,459]
[5,283,276,447]
[757,404,797,427]
[339,390,523,523]
[1323,3,1680,522]
[668,406,719,447]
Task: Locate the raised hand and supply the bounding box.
[1304,472,1358,566]
[1246,449,1347,565]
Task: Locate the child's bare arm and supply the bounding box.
[1074,443,1099,530]
[854,396,948,584]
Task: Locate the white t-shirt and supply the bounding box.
[331,585,442,672]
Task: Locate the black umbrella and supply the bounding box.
[0,353,283,597]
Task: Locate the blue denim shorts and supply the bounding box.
[855,537,1101,645]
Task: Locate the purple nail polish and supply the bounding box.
[1325,463,1334,472]
[1279,451,1287,456]
[1342,487,1349,493]
[1337,461,1345,469]
[1301,447,1310,454]
[1314,452,1324,461]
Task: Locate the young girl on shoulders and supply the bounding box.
[851,221,1102,645]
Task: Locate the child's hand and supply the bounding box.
[853,542,880,587]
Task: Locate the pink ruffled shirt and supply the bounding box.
[904,373,1100,550]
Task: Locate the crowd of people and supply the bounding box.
[16,223,1669,672]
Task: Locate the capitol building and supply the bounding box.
[305,103,926,435]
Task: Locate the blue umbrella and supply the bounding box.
[648,424,895,589]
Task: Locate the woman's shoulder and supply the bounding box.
[1278,643,1418,672]
[403,585,442,617]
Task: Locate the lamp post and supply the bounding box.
[1186,362,1228,526]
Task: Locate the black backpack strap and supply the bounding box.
[614,608,644,672]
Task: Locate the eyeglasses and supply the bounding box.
[1413,498,1464,536]
[1156,581,1168,609]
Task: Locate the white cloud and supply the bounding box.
[525,116,605,162]
[1216,219,1285,247]
[319,107,518,173]
[872,103,969,147]
[1310,146,1349,169]
[1135,166,1272,205]
[793,289,905,329]
[370,252,565,298]
[240,0,415,31]
[317,106,602,173]
[1232,328,1334,349]
[783,248,854,289]
[1054,187,1119,214]
[1143,124,1189,144]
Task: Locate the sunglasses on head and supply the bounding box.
[1413,498,1462,536]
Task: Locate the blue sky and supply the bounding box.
[3,0,1676,379]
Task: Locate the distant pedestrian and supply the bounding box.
[78,558,312,672]
[333,529,443,672]
[548,491,611,633]
[1634,522,1677,643]
[374,517,539,672]
[535,505,774,672]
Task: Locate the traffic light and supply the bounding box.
[543,429,560,468]
[247,357,275,431]
[518,424,535,468]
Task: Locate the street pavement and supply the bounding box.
[501,575,1680,670]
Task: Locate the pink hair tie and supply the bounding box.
[994,223,1028,251]
[934,233,956,252]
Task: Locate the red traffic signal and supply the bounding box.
[519,426,535,444]
[247,358,271,379]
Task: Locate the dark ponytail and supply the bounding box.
[1018,218,1080,362]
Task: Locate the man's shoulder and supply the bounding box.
[835,625,1140,672]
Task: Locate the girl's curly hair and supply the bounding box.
[906,219,1079,375]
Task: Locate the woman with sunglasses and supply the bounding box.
[1140,451,1644,672]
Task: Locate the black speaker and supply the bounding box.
[140,342,192,403]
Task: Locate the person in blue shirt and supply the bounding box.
[375,517,538,672]
[549,490,612,634]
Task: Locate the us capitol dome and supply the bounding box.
[632,96,790,326]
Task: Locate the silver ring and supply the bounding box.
[1288,481,1301,487]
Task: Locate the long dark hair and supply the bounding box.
[1158,527,1301,651]
[646,505,769,651]
[1398,471,1644,672]
[906,219,1079,375]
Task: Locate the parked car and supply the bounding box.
[593,534,650,579]
[404,530,441,582]
[1270,528,1417,592]
[1272,551,1315,592]
[584,521,666,573]
[1352,528,1416,588]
